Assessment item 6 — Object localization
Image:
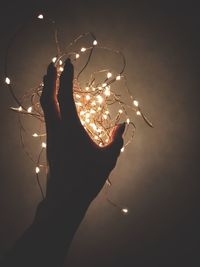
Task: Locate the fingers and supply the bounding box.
[40,63,60,129]
[58,59,80,125]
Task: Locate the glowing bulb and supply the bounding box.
[118,109,123,114]
[136,111,141,116]
[103,114,108,120]
[76,53,80,59]
[80,110,85,116]
[35,166,40,173]
[18,106,22,112]
[85,86,89,91]
[96,95,103,104]
[37,14,44,19]
[121,208,128,214]
[126,118,130,124]
[90,109,95,114]
[85,95,91,101]
[116,75,121,80]
[59,66,64,72]
[85,113,90,119]
[91,101,96,106]
[5,77,10,84]
[76,102,82,106]
[76,94,81,98]
[133,100,139,107]
[27,107,32,113]
[81,47,86,52]
[102,83,107,88]
[42,142,46,148]
[32,133,38,137]
[80,119,85,125]
[52,57,57,63]
[121,147,125,152]
[59,60,63,65]
[85,118,90,123]
[93,40,98,45]
[104,87,111,96]
[107,72,112,78]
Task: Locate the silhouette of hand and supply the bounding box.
[40,59,125,205]
[0,60,126,267]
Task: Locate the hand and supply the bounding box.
[40,59,125,204]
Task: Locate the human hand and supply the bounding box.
[40,59,125,204]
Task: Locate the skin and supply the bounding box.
[2,59,125,267]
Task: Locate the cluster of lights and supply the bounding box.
[4,13,153,214]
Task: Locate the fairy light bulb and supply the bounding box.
[118,109,123,114]
[104,86,111,96]
[35,166,40,173]
[32,133,38,137]
[81,47,86,52]
[93,40,97,45]
[85,95,91,101]
[90,109,95,114]
[41,142,46,148]
[76,53,80,59]
[52,57,57,63]
[107,72,112,78]
[76,102,82,106]
[116,75,121,80]
[102,83,107,88]
[96,95,103,104]
[18,106,22,112]
[5,77,11,84]
[103,114,108,119]
[133,100,139,107]
[27,107,32,113]
[37,14,44,19]
[126,118,130,124]
[136,111,141,116]
[121,147,125,152]
[121,208,128,214]
[59,66,64,72]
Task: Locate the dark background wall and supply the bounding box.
[0,1,199,266]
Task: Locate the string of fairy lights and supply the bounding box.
[4,13,153,214]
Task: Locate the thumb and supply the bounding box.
[111,122,126,142]
[103,122,126,155]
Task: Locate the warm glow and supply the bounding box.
[37,14,44,19]
[35,166,40,173]
[27,106,32,113]
[133,100,139,107]
[5,77,11,84]
[121,208,128,214]
[41,142,46,148]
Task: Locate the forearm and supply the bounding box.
[2,187,91,267]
